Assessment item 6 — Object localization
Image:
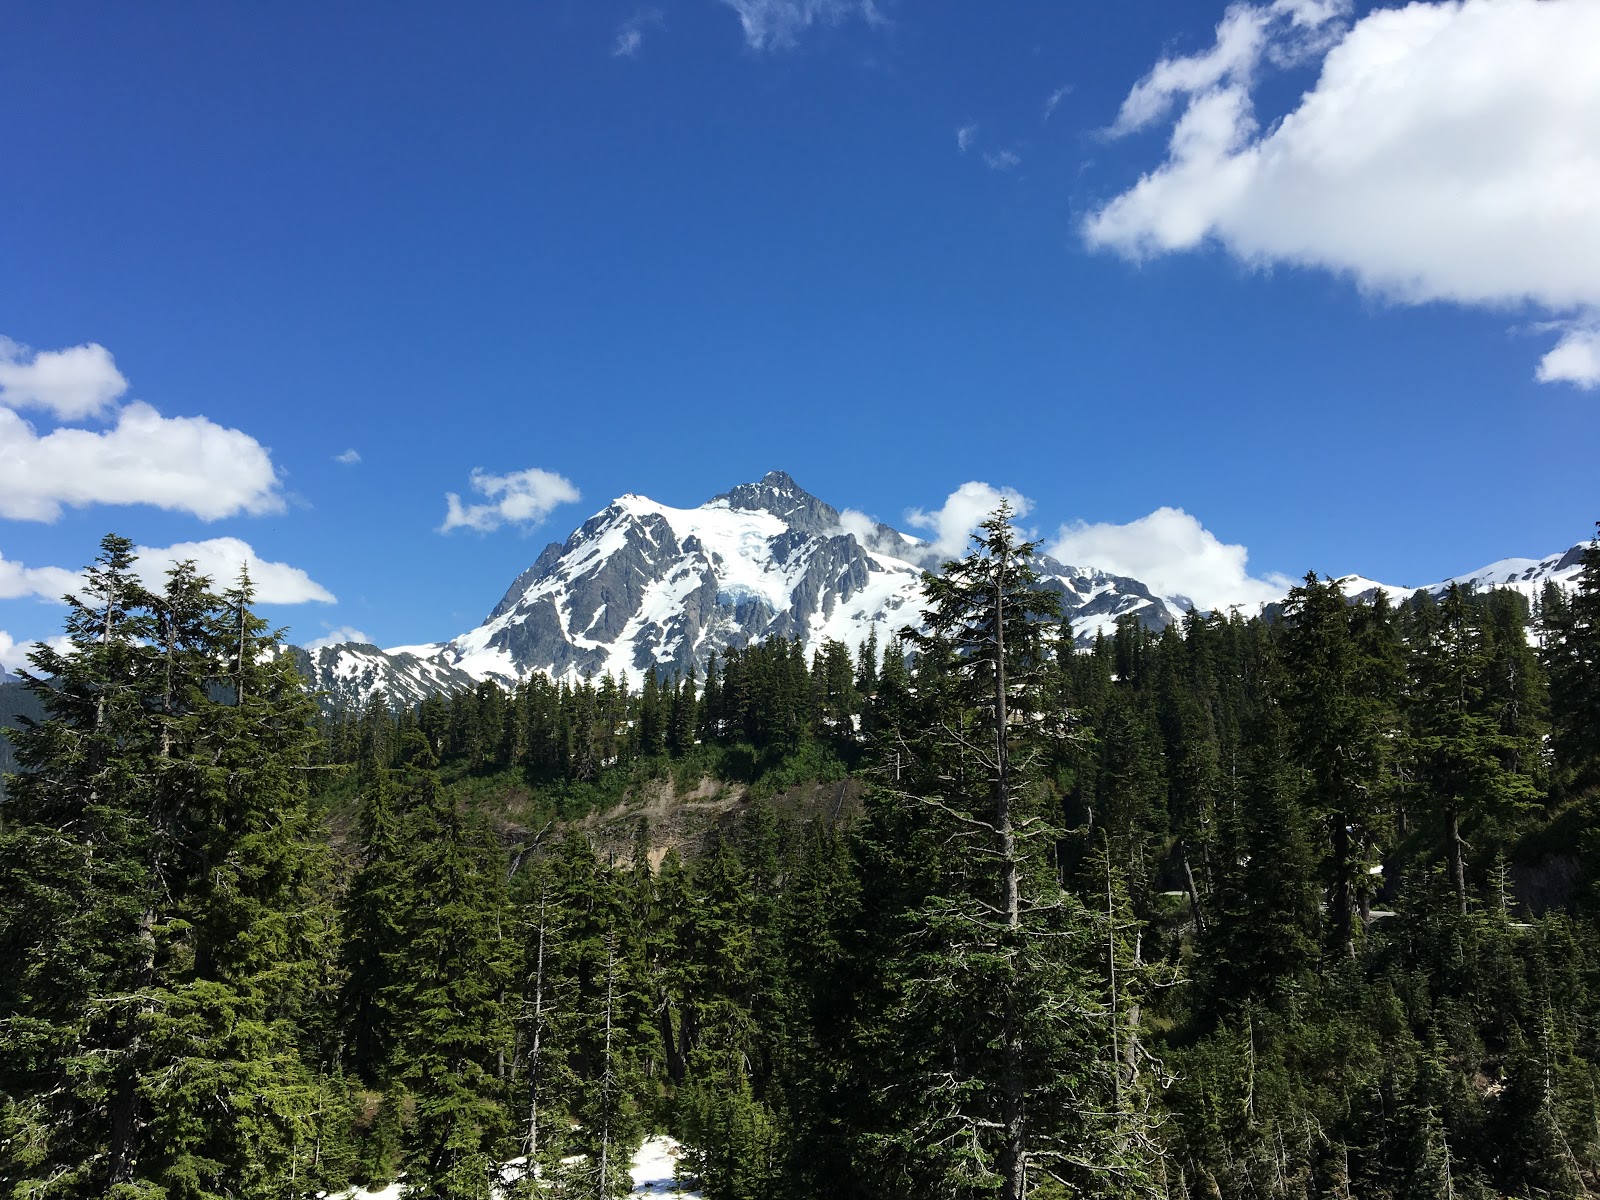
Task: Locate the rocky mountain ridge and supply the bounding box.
[300,472,1185,707]
[293,471,1589,710]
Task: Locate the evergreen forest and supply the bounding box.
[3,517,1600,1200]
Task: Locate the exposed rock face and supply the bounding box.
[294,470,1589,710]
[293,472,1191,705]
[424,471,1184,684]
[288,644,480,711]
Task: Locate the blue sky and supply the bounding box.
[2,0,1597,664]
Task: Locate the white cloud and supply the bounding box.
[719,0,883,51]
[837,508,879,545]
[0,629,24,673]
[0,551,82,603]
[0,631,68,673]
[1043,84,1074,120]
[132,538,336,604]
[1536,324,1600,390]
[1085,0,1600,386]
[0,403,284,522]
[956,122,978,153]
[984,148,1022,171]
[440,467,581,534]
[834,507,911,557]
[613,8,662,57]
[334,448,361,465]
[1104,3,1281,138]
[905,482,1033,564]
[1048,507,1292,611]
[0,538,331,666]
[0,336,129,420]
[304,625,372,651]
[0,631,82,673]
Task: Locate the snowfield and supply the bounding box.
[326,1135,701,1199]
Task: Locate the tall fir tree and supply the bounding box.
[835,505,1153,1200]
[0,540,348,1199]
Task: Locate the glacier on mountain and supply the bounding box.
[294,471,1589,708]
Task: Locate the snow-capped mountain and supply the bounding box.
[1336,543,1589,607]
[297,471,1185,705]
[293,471,1592,710]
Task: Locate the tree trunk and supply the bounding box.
[1331,816,1353,956]
[108,907,157,1185]
[1448,805,1467,915]
[994,547,1027,1200]
[524,897,548,1160]
[1179,840,1205,933]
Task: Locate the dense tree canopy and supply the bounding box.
[3,528,1599,1198]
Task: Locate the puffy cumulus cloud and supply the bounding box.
[0,336,129,419]
[334,448,362,465]
[304,625,372,651]
[131,537,335,604]
[1537,324,1600,390]
[440,467,581,534]
[0,550,82,602]
[719,0,883,51]
[0,629,24,673]
[0,630,77,674]
[1085,0,1600,386]
[905,482,1033,565]
[1048,507,1293,611]
[0,403,284,522]
[0,631,69,673]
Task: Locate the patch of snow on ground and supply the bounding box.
[630,1135,702,1197]
[325,1181,402,1200]
[324,1133,700,1199]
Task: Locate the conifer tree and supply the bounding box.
[0,540,347,1198]
[1280,574,1386,954]
[841,505,1149,1200]
[1405,584,1540,912]
[380,733,511,1199]
[1545,526,1600,795]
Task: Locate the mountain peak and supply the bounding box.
[711,470,839,535]
[756,468,801,491]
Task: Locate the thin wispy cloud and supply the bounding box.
[613,8,663,58]
[956,122,978,153]
[719,0,885,52]
[983,148,1021,172]
[304,625,372,651]
[1085,0,1600,389]
[440,466,581,534]
[1042,83,1073,120]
